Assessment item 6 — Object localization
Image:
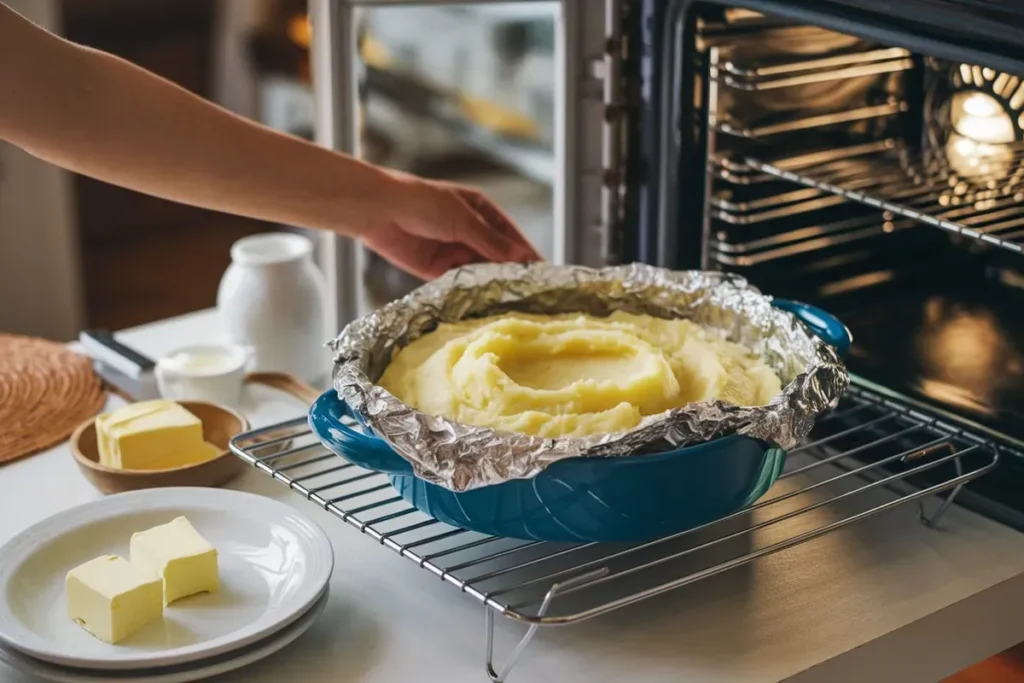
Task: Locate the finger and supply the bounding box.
[449,193,518,263]
[415,178,542,262]
[427,243,479,276]
[368,233,477,281]
[454,188,542,261]
[363,233,439,281]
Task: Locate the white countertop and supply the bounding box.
[4,309,1024,683]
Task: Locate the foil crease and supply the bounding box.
[330,263,849,492]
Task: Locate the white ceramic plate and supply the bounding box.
[0,586,329,683]
[0,488,333,671]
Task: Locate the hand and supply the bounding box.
[357,172,543,281]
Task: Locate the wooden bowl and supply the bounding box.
[70,401,250,494]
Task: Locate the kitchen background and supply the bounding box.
[0,1,1021,678]
[0,0,555,340]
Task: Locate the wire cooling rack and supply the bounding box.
[230,381,1005,682]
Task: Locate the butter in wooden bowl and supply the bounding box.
[96,400,220,470]
[71,399,248,493]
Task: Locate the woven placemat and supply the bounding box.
[0,334,107,464]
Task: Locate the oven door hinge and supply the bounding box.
[599,11,631,266]
[562,0,633,267]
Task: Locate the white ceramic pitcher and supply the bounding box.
[217,232,328,385]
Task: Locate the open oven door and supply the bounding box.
[307,0,642,333]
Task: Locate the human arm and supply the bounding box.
[0,3,540,279]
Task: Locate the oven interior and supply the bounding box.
[655,5,1024,524]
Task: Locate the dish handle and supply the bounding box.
[772,299,852,358]
[308,391,415,476]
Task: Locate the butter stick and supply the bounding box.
[130,517,219,605]
[66,555,163,644]
[95,399,218,470]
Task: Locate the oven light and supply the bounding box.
[946,133,1012,181]
[961,92,1001,118]
[951,91,1016,145]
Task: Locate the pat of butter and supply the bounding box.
[95,400,219,470]
[131,517,219,605]
[66,555,163,644]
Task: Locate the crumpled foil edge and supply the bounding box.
[330,263,849,492]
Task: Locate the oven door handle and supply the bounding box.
[772,299,852,358]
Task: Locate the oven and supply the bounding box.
[645,0,1024,533]
[313,0,1024,534]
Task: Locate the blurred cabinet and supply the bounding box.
[365,4,556,150]
[0,0,81,340]
[250,2,557,182]
[60,0,275,331]
[248,3,558,310]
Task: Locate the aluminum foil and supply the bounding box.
[330,263,849,492]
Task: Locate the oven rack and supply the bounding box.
[710,46,911,91]
[230,383,1004,682]
[715,101,904,139]
[710,213,915,266]
[745,141,1024,254]
[712,140,895,185]
[714,185,862,223]
[708,142,911,266]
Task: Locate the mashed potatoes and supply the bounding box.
[378,312,782,439]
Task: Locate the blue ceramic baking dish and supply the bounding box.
[308,299,851,543]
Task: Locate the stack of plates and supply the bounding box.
[0,488,334,683]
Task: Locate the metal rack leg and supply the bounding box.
[483,569,607,682]
[918,454,966,528]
